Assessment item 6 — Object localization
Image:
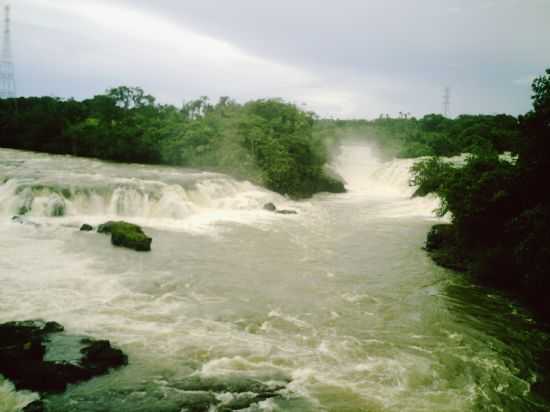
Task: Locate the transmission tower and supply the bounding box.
[0,4,16,98]
[442,86,450,118]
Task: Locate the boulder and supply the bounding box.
[80,224,93,232]
[0,320,127,393]
[98,221,152,252]
[80,339,128,375]
[263,202,276,212]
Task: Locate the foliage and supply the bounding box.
[239,99,343,197]
[413,68,550,317]
[410,157,455,199]
[315,113,520,159]
[0,89,344,199]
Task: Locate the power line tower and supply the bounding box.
[1,4,16,98]
[442,86,450,118]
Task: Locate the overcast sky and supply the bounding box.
[7,0,550,118]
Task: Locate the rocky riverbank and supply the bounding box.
[0,320,127,411]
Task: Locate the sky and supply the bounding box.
[6,0,550,118]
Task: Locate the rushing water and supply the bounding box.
[1,146,549,412]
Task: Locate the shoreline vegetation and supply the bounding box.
[412,69,550,322]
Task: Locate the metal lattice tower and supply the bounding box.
[442,86,450,118]
[1,4,16,98]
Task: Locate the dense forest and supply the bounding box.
[412,69,550,318]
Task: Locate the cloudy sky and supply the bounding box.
[7,0,550,118]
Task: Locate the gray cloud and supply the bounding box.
[7,0,550,117]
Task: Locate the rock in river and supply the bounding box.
[0,320,127,393]
[97,221,152,251]
[263,202,277,212]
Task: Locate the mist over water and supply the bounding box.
[1,146,549,411]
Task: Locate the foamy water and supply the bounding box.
[0,147,548,411]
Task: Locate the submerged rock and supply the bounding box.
[79,224,93,232]
[98,221,152,252]
[0,320,127,394]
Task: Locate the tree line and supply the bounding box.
[0,88,344,199]
[315,112,520,159]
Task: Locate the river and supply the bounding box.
[0,145,549,411]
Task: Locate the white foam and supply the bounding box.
[0,149,301,234]
[331,145,442,218]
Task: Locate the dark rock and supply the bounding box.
[276,209,298,215]
[80,224,93,232]
[98,221,152,252]
[80,339,128,375]
[22,400,45,412]
[263,202,277,212]
[43,321,64,334]
[0,320,127,394]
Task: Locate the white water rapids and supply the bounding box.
[0,146,549,411]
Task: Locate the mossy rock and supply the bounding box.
[98,221,152,252]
